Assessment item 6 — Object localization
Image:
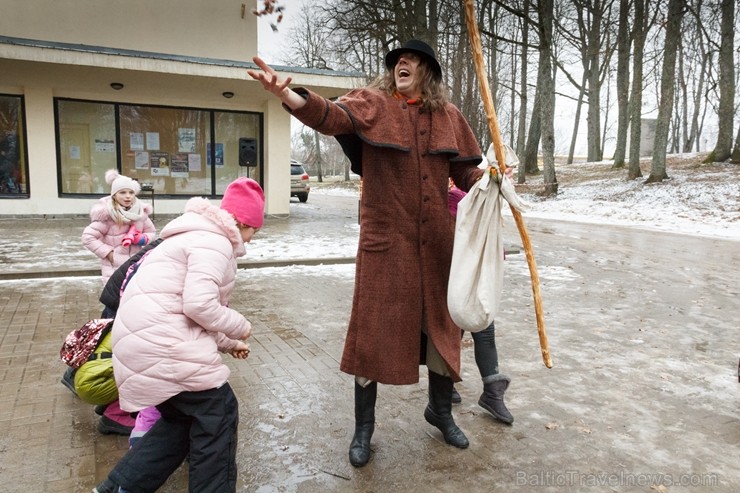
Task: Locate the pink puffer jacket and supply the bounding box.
[111,197,251,412]
[81,197,156,283]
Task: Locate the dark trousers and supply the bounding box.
[110,383,239,493]
[470,321,499,378]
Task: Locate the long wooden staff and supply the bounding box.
[463,0,552,368]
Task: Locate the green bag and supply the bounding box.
[74,331,117,405]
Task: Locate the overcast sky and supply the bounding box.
[255,0,304,64]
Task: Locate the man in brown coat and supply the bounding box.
[248,39,485,467]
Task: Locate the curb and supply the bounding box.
[0,257,357,281]
[0,249,521,281]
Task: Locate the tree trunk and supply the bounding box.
[612,0,630,168]
[671,81,681,153]
[586,0,603,163]
[600,67,612,158]
[647,0,684,184]
[516,7,529,183]
[678,34,689,153]
[314,130,324,183]
[509,47,517,149]
[731,125,740,164]
[567,70,588,165]
[627,0,646,180]
[704,0,735,163]
[684,50,708,152]
[524,84,542,176]
[538,0,557,195]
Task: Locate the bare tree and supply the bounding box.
[523,69,543,175]
[515,3,529,175]
[679,1,710,153]
[538,0,558,195]
[627,0,649,180]
[282,3,339,182]
[647,0,685,184]
[488,0,535,182]
[555,0,617,163]
[703,0,735,163]
[611,0,630,167]
[584,0,607,162]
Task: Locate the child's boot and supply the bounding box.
[98,399,135,435]
[60,367,78,396]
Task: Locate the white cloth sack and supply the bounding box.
[447,144,528,332]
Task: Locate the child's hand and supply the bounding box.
[504,165,514,180]
[229,341,251,359]
[132,231,148,246]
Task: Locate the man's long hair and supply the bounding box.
[369,61,448,112]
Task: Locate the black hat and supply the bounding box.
[385,39,442,80]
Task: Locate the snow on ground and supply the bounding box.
[513,157,739,240]
[314,154,739,241]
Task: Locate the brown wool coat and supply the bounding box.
[290,87,483,384]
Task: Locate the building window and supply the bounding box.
[214,110,262,195]
[55,99,262,197]
[57,100,116,194]
[119,104,212,196]
[0,94,29,196]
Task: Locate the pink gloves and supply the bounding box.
[122,225,148,247]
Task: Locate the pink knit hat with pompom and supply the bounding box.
[106,169,141,196]
[220,177,265,228]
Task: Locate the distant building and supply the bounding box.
[639,118,657,157]
[0,0,362,216]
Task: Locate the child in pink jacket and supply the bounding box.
[94,178,263,493]
[82,169,156,284]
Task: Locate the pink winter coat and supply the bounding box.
[81,196,156,283]
[111,197,251,412]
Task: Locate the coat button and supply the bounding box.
[423,196,429,202]
[422,175,428,180]
[420,129,426,135]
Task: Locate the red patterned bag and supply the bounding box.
[59,319,114,369]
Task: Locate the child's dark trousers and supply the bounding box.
[110,383,239,493]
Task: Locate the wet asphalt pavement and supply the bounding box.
[0,193,738,492]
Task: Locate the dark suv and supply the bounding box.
[290,160,310,202]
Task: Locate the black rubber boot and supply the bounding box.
[424,371,469,449]
[478,373,514,424]
[349,380,377,467]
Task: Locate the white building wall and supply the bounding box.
[0,0,256,62]
[263,98,292,217]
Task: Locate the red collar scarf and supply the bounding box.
[393,90,422,106]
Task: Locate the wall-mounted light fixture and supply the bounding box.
[222,91,234,99]
[110,82,124,90]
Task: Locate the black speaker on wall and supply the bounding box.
[239,138,258,167]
